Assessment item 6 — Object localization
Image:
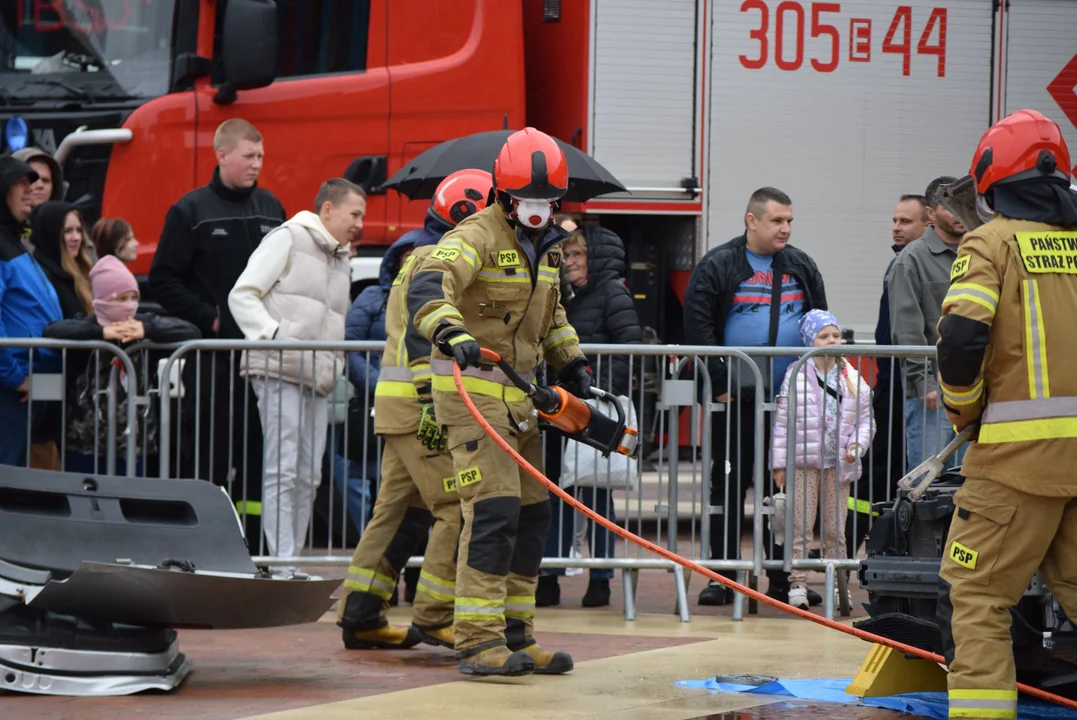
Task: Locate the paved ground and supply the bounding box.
[4,565,914,720]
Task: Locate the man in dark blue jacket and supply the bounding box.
[0,156,63,466]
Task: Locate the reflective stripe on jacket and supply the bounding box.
[374,245,435,435]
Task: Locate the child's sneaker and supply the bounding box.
[788,586,810,610]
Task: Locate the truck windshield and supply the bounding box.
[0,1,176,102]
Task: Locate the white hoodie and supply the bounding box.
[229,210,350,395]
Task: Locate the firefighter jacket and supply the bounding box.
[406,204,584,429]
[937,215,1077,496]
[373,245,436,435]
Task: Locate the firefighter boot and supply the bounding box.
[505,613,572,675]
[415,624,455,649]
[457,645,536,677]
[507,641,574,675]
[343,624,424,650]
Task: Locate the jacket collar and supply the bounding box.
[209,167,258,202]
[732,233,786,267]
[921,225,958,255]
[286,211,349,256]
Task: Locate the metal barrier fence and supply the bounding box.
[151,341,771,620]
[1,337,957,624]
[151,340,951,624]
[157,339,386,562]
[0,338,138,476]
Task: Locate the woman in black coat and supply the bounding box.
[537,223,643,608]
[31,201,95,319]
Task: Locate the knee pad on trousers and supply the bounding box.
[384,506,435,573]
[338,590,386,632]
[938,577,956,667]
[509,500,551,577]
[468,495,521,576]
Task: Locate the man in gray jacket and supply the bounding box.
[887,176,966,470]
[229,178,365,564]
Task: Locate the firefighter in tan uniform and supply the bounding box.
[337,171,493,650]
[407,128,592,677]
[937,109,1077,719]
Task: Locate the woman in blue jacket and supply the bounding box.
[0,157,63,466]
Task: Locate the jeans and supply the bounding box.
[325,421,376,533]
[904,397,965,470]
[331,452,374,531]
[545,486,616,580]
[0,390,44,467]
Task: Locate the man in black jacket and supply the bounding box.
[683,187,827,606]
[148,119,285,539]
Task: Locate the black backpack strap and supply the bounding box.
[767,260,783,346]
[814,368,842,401]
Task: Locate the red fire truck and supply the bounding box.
[2,0,1076,339]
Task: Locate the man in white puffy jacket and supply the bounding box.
[229,178,365,562]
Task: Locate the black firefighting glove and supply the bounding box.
[435,327,482,370]
[558,357,593,399]
[417,403,447,452]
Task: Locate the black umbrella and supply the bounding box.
[380,130,627,202]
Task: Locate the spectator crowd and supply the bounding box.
[0,117,968,604]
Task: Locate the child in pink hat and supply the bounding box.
[89,255,142,337]
[42,256,200,475]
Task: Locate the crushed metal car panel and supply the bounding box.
[29,562,339,629]
[0,469,340,697]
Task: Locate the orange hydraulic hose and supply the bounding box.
[452,353,1077,712]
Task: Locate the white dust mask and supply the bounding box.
[514,199,552,229]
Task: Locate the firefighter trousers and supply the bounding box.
[447,421,550,657]
[337,433,459,631]
[940,477,1077,719]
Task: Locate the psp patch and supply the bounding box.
[497,250,521,267]
[950,255,970,282]
[457,466,483,488]
[432,247,460,262]
[443,476,458,493]
[1015,232,1077,275]
[949,540,978,570]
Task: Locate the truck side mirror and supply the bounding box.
[215,0,279,104]
[344,156,389,196]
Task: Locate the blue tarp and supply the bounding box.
[674,677,1077,719]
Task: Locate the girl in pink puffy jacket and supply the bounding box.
[772,310,876,609]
